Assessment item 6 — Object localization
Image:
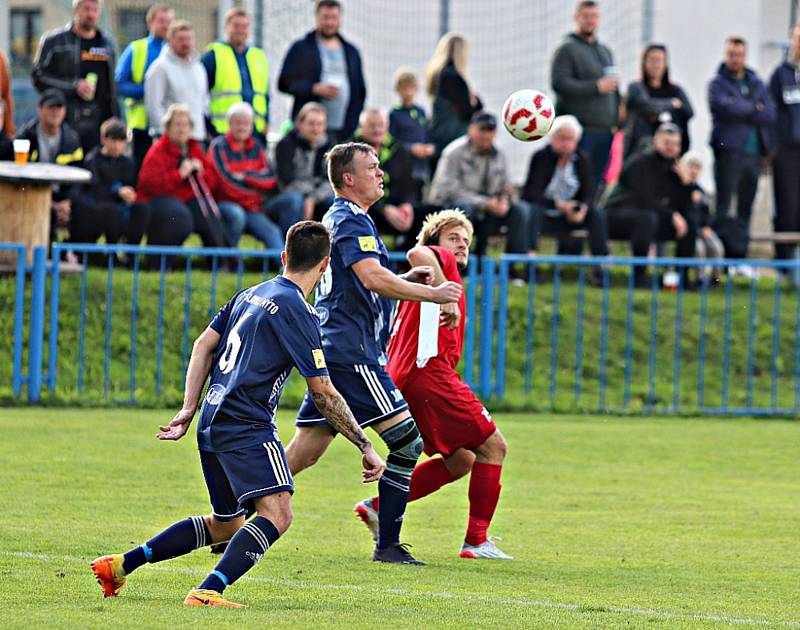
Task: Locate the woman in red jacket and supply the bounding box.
[138,104,226,247]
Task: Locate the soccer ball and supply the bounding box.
[502,89,555,142]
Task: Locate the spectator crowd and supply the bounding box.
[1,0,798,282]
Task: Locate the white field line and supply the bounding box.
[3,550,799,628]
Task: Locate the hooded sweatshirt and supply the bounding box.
[144,45,208,140]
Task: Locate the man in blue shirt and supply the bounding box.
[115,4,173,173]
[708,36,775,227]
[91,221,385,608]
[288,142,463,565]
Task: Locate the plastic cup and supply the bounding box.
[13,138,30,165]
[84,72,98,101]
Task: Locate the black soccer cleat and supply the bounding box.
[372,543,426,565]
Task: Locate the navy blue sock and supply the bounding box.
[198,516,280,593]
[377,418,423,549]
[123,515,210,574]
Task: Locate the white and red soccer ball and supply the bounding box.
[502,89,555,142]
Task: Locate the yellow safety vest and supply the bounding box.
[123,37,149,131]
[207,42,269,134]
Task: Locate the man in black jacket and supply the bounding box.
[275,102,334,222]
[605,123,696,284]
[277,0,366,143]
[32,0,118,152]
[16,90,96,245]
[522,115,608,258]
[550,0,620,190]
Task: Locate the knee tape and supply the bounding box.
[382,418,423,478]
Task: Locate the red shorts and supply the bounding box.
[402,364,496,458]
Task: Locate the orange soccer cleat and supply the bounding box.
[183,588,246,608]
[90,554,127,597]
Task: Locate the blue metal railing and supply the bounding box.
[44,243,417,405]
[3,243,800,416]
[494,254,800,416]
[0,244,27,398]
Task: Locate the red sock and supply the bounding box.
[409,457,456,501]
[370,457,457,509]
[465,462,502,546]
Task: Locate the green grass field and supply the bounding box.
[2,408,799,628]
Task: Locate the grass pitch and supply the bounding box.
[1,408,799,629]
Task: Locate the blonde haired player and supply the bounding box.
[355,209,511,559]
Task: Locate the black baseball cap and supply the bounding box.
[655,122,681,135]
[470,111,497,129]
[39,89,66,107]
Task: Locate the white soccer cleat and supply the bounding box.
[354,497,379,541]
[459,538,513,560]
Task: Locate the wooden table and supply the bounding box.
[0,161,91,266]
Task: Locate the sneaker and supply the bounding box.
[372,543,426,565]
[354,497,379,541]
[90,554,127,597]
[183,588,245,608]
[459,538,513,560]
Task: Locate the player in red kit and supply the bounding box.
[354,209,511,559]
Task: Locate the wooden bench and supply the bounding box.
[750,232,800,245]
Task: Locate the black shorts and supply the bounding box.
[295,362,408,429]
[199,441,293,521]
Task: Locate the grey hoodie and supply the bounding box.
[550,33,619,132]
[144,46,208,140]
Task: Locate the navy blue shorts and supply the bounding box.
[296,363,409,429]
[199,441,293,522]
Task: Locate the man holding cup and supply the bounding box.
[551,0,621,191]
[32,0,118,153]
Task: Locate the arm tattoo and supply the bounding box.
[311,382,372,452]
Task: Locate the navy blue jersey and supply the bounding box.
[197,275,329,452]
[314,197,393,366]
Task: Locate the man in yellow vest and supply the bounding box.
[115,3,173,173]
[202,8,270,146]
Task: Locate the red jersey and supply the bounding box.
[387,245,466,390]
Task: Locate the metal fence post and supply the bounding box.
[27,246,47,402]
[48,252,61,391]
[494,258,510,400]
[463,258,478,388]
[479,257,496,400]
[12,246,26,398]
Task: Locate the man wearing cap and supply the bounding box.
[428,110,530,257]
[202,7,270,146]
[116,3,174,173]
[15,90,94,245]
[604,123,697,286]
[32,0,118,152]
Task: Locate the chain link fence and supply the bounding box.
[263,0,648,182]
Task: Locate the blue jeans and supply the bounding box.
[217,201,283,250]
[713,149,760,224]
[528,202,609,256]
[217,201,246,247]
[265,191,305,236]
[579,130,614,193]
